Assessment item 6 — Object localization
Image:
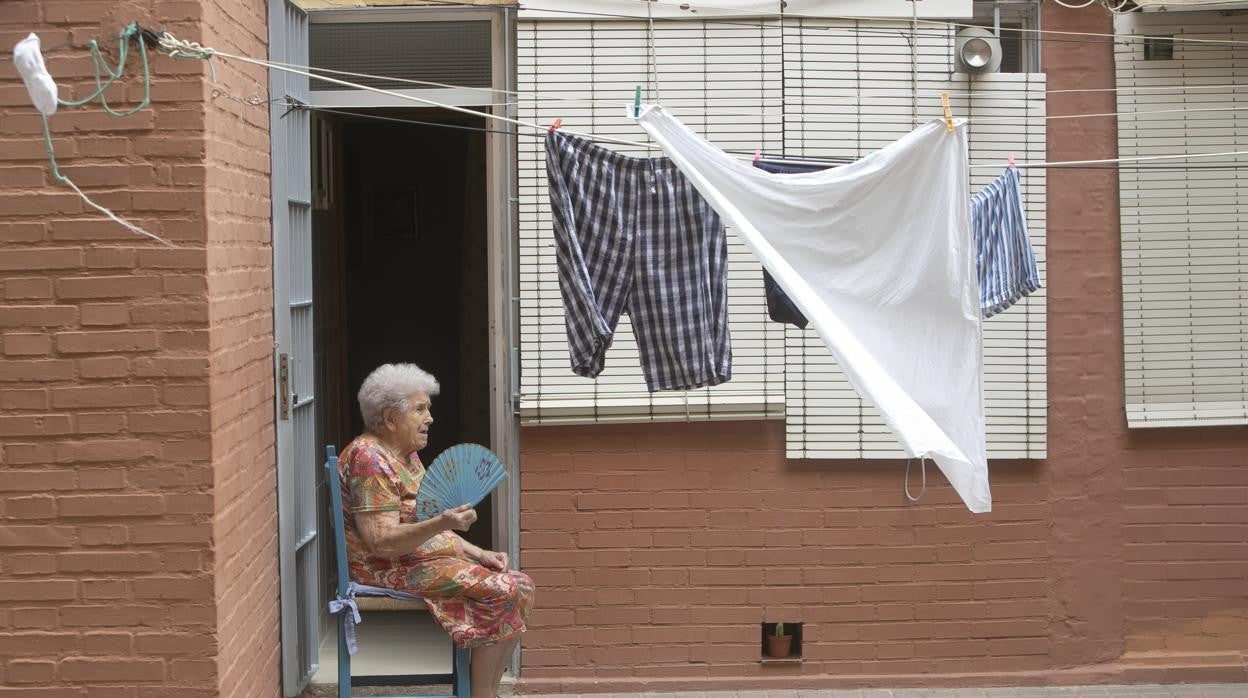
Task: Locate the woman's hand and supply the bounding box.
[439,504,477,532]
[475,550,509,572]
[457,538,508,571]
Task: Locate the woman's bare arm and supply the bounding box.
[353,505,476,558]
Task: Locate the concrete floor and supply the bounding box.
[311,609,452,684]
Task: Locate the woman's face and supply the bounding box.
[385,392,433,454]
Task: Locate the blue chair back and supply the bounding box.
[325,445,353,606]
[323,445,469,698]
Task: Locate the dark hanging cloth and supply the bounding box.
[751,158,838,329]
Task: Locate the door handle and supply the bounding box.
[279,353,290,420]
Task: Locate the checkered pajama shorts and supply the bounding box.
[545,131,732,392]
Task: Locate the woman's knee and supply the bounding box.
[508,571,535,612]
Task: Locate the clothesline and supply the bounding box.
[41,18,1245,111]
[134,0,1248,138]
[238,54,1243,133]
[400,0,1248,47]
[291,60,1242,125]
[294,104,1248,171]
[31,13,1170,56]
[160,33,645,150]
[157,31,1247,170]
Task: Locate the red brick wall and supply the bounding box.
[200,0,280,695]
[0,1,276,695]
[519,423,1055,690]
[514,5,1248,693]
[518,425,1247,692]
[1121,435,1248,675]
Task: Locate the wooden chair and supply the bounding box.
[324,445,471,698]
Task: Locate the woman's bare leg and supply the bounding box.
[470,641,505,698]
[468,635,521,698]
[490,635,521,692]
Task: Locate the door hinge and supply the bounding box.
[279,353,291,420]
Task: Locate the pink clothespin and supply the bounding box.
[1007,152,1016,168]
[754,149,761,162]
[549,118,562,133]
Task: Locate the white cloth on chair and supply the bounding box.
[634,106,991,513]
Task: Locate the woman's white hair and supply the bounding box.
[358,363,440,432]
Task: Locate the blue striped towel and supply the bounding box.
[972,167,1041,318]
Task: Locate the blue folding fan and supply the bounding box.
[414,443,508,521]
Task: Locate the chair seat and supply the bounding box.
[355,595,427,612]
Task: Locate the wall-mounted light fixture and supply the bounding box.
[955,27,1003,73]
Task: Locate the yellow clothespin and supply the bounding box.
[941,92,954,133]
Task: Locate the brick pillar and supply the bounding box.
[1042,3,1127,668]
[201,0,280,693]
[0,1,277,695]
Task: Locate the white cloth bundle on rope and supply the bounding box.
[634,106,991,513]
[14,33,58,116]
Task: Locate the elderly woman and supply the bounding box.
[339,363,533,698]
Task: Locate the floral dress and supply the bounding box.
[339,434,533,648]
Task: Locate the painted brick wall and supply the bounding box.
[1121,435,1248,676]
[518,426,1247,693]
[0,0,219,695]
[514,4,1248,693]
[519,422,1053,690]
[0,0,277,695]
[1045,4,1248,681]
[200,0,280,694]
[1042,1,1127,673]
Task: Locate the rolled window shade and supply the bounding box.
[1115,12,1248,429]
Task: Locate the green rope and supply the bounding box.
[56,23,152,116]
[40,116,170,245]
[38,22,171,245]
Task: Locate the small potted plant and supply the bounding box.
[767,621,792,658]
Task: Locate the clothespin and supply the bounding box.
[1007,152,1016,168]
[548,118,562,133]
[754,149,761,162]
[633,86,641,118]
[941,92,954,133]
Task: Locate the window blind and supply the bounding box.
[1115,12,1248,428]
[517,17,1049,459]
[518,19,787,424]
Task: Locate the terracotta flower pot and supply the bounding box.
[766,633,792,658]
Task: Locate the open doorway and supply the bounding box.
[310,108,495,683]
[320,107,494,549]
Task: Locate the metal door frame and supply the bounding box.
[270,0,319,694]
[289,2,523,680]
